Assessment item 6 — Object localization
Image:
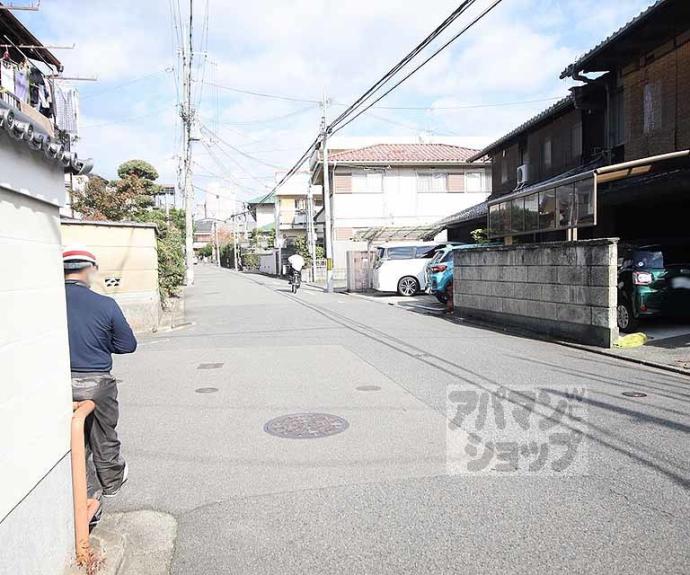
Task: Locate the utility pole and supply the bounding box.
[321,94,334,293]
[182,0,195,285]
[306,182,317,282]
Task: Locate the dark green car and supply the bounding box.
[617,244,690,332]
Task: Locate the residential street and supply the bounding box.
[110,265,690,575]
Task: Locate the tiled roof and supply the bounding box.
[468,96,574,161]
[328,143,481,164]
[246,192,275,205]
[560,0,669,79]
[423,200,488,239]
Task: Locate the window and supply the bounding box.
[556,184,575,228]
[501,159,508,183]
[465,171,482,193]
[538,189,556,230]
[352,170,384,193]
[510,198,525,233]
[575,178,594,225]
[448,173,464,193]
[643,82,662,134]
[415,245,437,259]
[488,176,595,238]
[417,172,448,193]
[571,122,582,160]
[542,137,552,169]
[386,246,415,260]
[295,198,307,211]
[334,173,352,193]
[524,193,539,231]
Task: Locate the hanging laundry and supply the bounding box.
[54,83,80,136]
[14,67,29,103]
[1,61,15,93]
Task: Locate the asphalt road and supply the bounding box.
[110,265,690,575]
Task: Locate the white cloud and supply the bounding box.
[16,0,656,197]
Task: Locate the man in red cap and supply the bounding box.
[63,245,137,518]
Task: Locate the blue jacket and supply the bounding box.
[65,281,137,373]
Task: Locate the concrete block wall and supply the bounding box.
[453,239,618,347]
[61,220,161,333]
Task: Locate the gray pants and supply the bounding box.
[71,373,126,498]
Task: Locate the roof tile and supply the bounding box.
[328,143,480,164]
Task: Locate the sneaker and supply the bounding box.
[102,462,128,498]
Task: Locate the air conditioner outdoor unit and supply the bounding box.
[516,164,529,186]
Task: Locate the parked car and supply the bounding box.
[372,242,443,296]
[617,243,690,332]
[426,244,491,303]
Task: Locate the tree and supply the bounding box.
[117,159,159,181]
[72,160,162,221]
[133,209,185,302]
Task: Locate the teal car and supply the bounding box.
[426,244,473,303]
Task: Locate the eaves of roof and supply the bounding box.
[467,96,574,162]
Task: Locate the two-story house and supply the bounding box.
[310,142,491,276]
[442,0,690,245]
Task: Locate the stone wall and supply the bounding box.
[453,239,618,347]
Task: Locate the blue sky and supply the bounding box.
[18,0,652,204]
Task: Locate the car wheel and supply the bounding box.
[435,292,449,304]
[617,300,638,333]
[397,276,419,297]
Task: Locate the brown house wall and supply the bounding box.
[489,108,585,200]
[623,35,690,159]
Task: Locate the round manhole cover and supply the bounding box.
[622,391,647,398]
[356,385,381,392]
[195,387,219,394]
[264,413,349,439]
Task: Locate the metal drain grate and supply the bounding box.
[356,385,381,391]
[197,363,224,369]
[622,391,647,398]
[195,387,219,394]
[264,413,349,439]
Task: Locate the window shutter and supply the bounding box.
[335,227,353,240]
[448,173,464,193]
[334,173,352,193]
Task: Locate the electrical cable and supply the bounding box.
[328,0,478,129]
[330,0,503,135]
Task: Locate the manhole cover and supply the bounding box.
[264,413,349,439]
[356,385,381,392]
[198,363,224,369]
[195,387,219,394]
[622,391,647,398]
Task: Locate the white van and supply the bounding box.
[372,242,439,296]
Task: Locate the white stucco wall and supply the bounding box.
[0,132,75,572]
[331,167,490,228]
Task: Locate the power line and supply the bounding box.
[206,104,318,126]
[201,80,320,104]
[329,0,479,130]
[331,0,503,136]
[80,70,168,100]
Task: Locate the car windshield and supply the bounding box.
[632,250,664,269]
